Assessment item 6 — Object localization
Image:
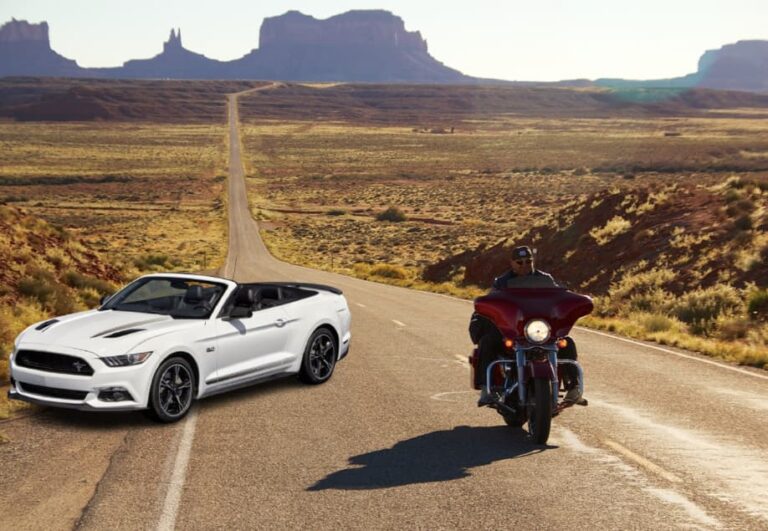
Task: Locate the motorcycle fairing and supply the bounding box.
[474,288,594,340]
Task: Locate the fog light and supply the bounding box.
[98,387,134,402]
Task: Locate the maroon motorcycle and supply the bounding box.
[468,276,593,444]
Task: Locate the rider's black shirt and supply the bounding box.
[491,269,558,290]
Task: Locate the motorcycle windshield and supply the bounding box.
[474,280,593,341]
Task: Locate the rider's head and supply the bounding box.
[510,246,534,275]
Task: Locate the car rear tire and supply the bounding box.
[298,328,337,385]
[146,356,196,423]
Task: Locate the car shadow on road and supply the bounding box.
[308,424,554,491]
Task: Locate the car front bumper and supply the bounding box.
[9,347,152,411]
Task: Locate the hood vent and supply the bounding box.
[102,328,145,339]
[35,319,59,331]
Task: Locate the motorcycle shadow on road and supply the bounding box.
[308,424,554,491]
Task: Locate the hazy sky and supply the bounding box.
[1,1,766,81]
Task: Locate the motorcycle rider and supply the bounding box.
[472,245,581,406]
[491,245,557,289]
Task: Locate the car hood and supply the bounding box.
[17,309,202,357]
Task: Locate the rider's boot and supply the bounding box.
[477,387,495,407]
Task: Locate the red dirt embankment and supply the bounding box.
[424,180,768,295]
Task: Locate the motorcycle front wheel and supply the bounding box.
[527,377,553,444]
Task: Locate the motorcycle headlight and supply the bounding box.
[101,351,153,367]
[524,320,551,344]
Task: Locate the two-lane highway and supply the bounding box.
[2,91,768,530]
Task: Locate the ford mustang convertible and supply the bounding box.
[8,273,351,422]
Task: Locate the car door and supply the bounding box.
[210,303,293,387]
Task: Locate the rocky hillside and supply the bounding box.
[0,205,123,380]
[424,177,768,296]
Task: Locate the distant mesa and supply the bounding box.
[596,40,768,93]
[0,18,82,77]
[0,13,766,90]
[0,11,467,83]
[233,10,466,82]
[696,40,768,92]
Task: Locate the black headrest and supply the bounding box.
[258,287,280,300]
[183,285,204,303]
[234,287,255,306]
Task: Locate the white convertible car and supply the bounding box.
[8,273,351,422]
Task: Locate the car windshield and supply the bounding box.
[103,277,226,319]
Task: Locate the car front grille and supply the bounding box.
[18,382,88,400]
[15,350,94,376]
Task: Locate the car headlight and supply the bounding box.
[524,320,551,344]
[9,345,18,363]
[101,351,153,367]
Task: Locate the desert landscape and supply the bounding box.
[3,5,768,528]
[2,79,768,420]
[0,79,271,416]
[237,83,768,366]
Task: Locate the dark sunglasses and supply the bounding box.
[515,259,533,265]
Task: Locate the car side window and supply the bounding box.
[253,287,281,310]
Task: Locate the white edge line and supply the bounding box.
[156,409,199,531]
[575,326,768,381]
[392,320,406,327]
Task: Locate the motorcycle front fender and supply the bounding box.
[527,359,555,380]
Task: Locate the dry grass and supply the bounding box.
[0,120,229,418]
[0,122,228,275]
[238,89,768,368]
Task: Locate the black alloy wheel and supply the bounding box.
[147,356,196,423]
[299,328,337,384]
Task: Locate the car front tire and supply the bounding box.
[298,328,337,385]
[146,356,196,423]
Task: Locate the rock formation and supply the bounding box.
[696,40,768,92]
[230,10,467,82]
[0,12,766,90]
[0,18,82,77]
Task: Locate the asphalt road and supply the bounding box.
[3,90,768,530]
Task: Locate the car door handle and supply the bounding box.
[275,318,286,327]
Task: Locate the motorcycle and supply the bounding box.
[468,276,593,444]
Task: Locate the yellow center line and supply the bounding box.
[604,439,682,484]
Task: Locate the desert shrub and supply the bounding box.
[369,263,408,279]
[134,253,170,270]
[18,267,58,305]
[608,266,675,307]
[670,284,744,336]
[18,267,81,315]
[733,215,753,231]
[62,270,114,294]
[45,247,71,269]
[627,289,673,315]
[724,189,740,203]
[633,312,685,334]
[747,289,768,321]
[376,207,407,222]
[715,316,751,340]
[590,216,631,245]
[78,287,102,308]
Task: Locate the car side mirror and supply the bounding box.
[100,294,113,306]
[227,305,252,320]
